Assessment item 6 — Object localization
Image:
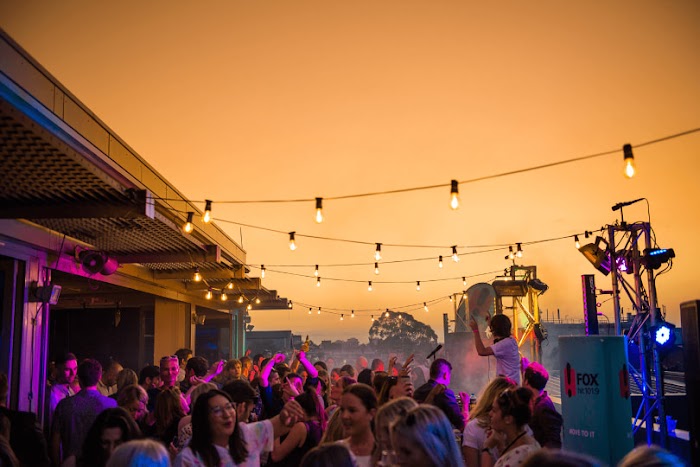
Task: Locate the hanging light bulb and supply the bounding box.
[261,265,266,278]
[255,297,261,304]
[316,277,321,287]
[238,295,244,304]
[508,246,515,260]
[385,309,390,318]
[375,243,382,261]
[193,267,202,282]
[516,243,523,258]
[183,212,194,233]
[205,287,212,300]
[247,303,252,311]
[462,290,467,299]
[416,281,421,291]
[368,281,373,292]
[450,179,460,210]
[424,302,429,312]
[314,265,319,277]
[203,200,212,223]
[371,315,375,321]
[462,276,467,287]
[438,256,443,268]
[449,294,453,302]
[317,307,321,315]
[288,301,293,308]
[289,232,297,251]
[221,290,228,301]
[351,310,355,318]
[398,314,402,320]
[623,144,635,178]
[574,235,581,249]
[340,314,344,321]
[374,262,380,275]
[226,280,234,290]
[452,246,460,262]
[315,197,324,223]
[308,308,312,315]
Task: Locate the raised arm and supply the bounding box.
[297,351,318,379]
[470,320,494,356]
[260,353,285,388]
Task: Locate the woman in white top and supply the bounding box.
[470,314,522,384]
[174,389,304,467]
[337,383,376,467]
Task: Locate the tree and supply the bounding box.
[368,310,438,355]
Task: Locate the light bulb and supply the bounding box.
[238,296,244,304]
[452,246,460,262]
[424,302,429,312]
[247,303,252,311]
[385,310,390,318]
[449,295,453,302]
[351,310,355,318]
[374,262,379,275]
[227,281,234,290]
[340,314,344,321]
[416,281,421,291]
[203,200,212,223]
[261,265,266,278]
[289,232,297,251]
[308,308,312,315]
[368,281,373,292]
[371,315,375,321]
[463,290,467,299]
[193,268,202,282]
[375,243,382,261]
[462,277,467,287]
[574,235,581,249]
[623,144,635,178]
[255,297,261,304]
[183,212,194,233]
[315,197,324,223]
[288,301,293,308]
[314,265,319,277]
[508,246,515,260]
[516,243,523,258]
[316,277,321,287]
[205,288,212,300]
[450,179,460,210]
[317,307,321,315]
[221,291,228,301]
[438,256,443,268]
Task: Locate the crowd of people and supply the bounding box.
[0,314,687,466]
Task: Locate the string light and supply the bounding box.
[385,310,390,317]
[315,197,324,223]
[416,281,421,291]
[375,243,382,261]
[289,232,297,250]
[462,290,467,299]
[221,290,228,301]
[452,246,460,262]
[203,200,212,223]
[371,315,375,321]
[238,296,244,304]
[318,307,321,315]
[438,256,443,268]
[351,310,355,318]
[183,212,194,233]
[193,267,202,282]
[340,314,344,321]
[288,300,293,308]
[508,246,515,260]
[316,277,321,287]
[623,144,635,178]
[247,303,252,311]
[450,179,460,210]
[314,265,319,277]
[226,281,234,290]
[516,243,523,258]
[205,287,212,300]
[462,277,467,286]
[261,265,266,278]
[368,281,373,291]
[308,308,312,314]
[574,235,581,249]
[374,262,380,275]
[449,295,453,302]
[255,297,261,304]
[424,302,429,312]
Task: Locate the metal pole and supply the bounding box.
[608,225,622,335]
[644,222,667,447]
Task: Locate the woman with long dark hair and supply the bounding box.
[78,407,142,467]
[174,389,304,466]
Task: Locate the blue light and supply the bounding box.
[654,325,672,345]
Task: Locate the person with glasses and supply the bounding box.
[174,389,304,466]
[390,405,465,467]
[482,388,539,467]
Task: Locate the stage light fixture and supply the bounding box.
[642,248,675,270]
[528,278,549,295]
[579,236,612,276]
[650,321,676,351]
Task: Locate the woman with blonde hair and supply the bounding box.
[372,396,417,466]
[391,405,464,467]
[462,376,517,467]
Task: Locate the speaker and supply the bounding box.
[75,247,119,276]
[680,300,700,467]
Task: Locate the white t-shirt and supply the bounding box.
[490,336,521,384]
[337,438,371,467]
[174,419,274,467]
[462,419,498,462]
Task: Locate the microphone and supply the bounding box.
[426,344,443,359]
[611,198,644,211]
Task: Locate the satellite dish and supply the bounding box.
[466,283,496,327]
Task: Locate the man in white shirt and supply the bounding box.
[470,314,521,384]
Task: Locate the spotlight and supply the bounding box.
[579,237,612,276]
[650,320,676,351]
[641,248,675,270]
[528,278,549,295]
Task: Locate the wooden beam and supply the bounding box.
[116,245,221,264]
[153,266,243,281]
[185,278,262,291]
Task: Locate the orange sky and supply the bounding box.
[1,1,699,342]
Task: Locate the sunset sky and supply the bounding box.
[1,1,699,342]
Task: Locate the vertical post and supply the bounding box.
[608,225,622,335]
